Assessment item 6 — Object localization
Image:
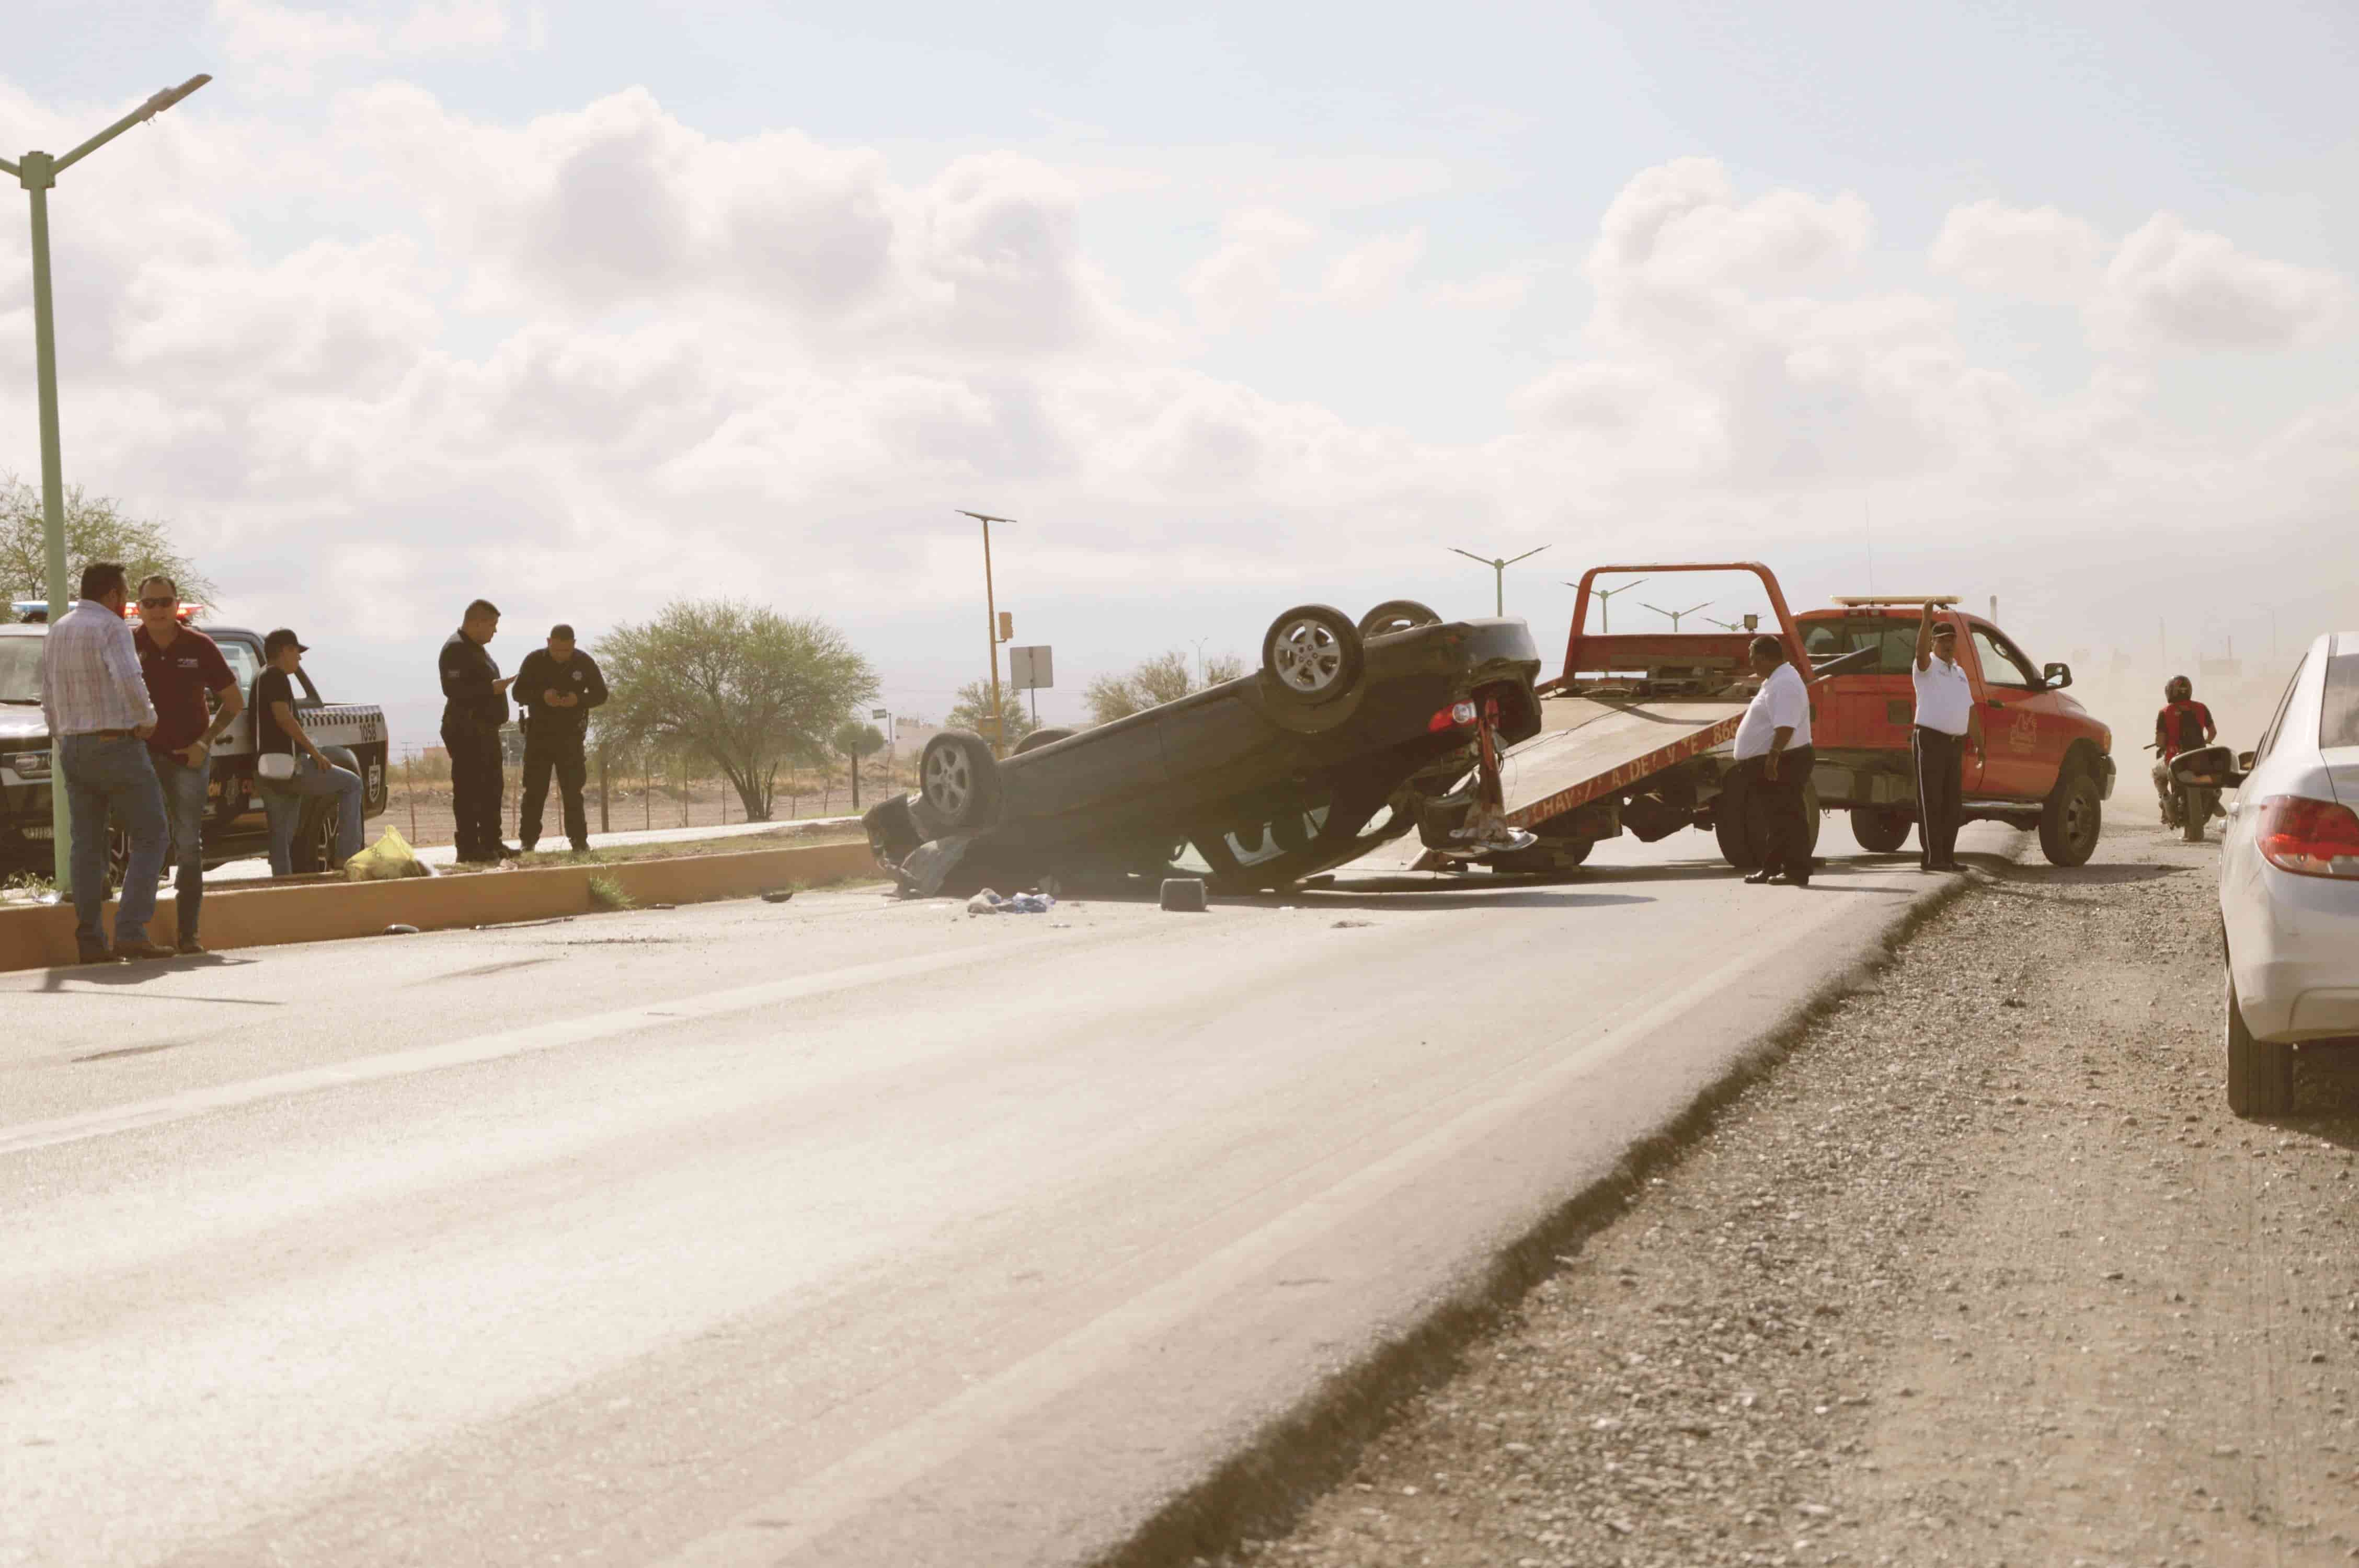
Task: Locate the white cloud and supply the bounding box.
[2088,212,2347,353]
[1929,200,2105,301]
[215,0,519,90]
[1321,228,1426,310]
[1428,263,1546,312]
[1183,206,1315,332]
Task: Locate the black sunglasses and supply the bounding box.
[138,597,178,609]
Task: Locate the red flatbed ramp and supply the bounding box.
[1496,694,1748,829]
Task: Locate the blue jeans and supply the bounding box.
[149,750,212,941]
[261,755,366,875]
[60,733,167,951]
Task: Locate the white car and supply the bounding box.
[2220,630,2359,1115]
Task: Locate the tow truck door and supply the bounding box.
[1963,622,2048,799]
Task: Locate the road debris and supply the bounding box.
[1160,878,1210,913]
[760,889,796,904]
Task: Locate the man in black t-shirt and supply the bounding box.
[513,623,608,854]
[255,628,366,875]
[438,598,516,863]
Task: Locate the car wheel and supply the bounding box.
[2225,973,2294,1117]
[2039,765,2102,867]
[1357,599,1442,640]
[291,797,343,873]
[1851,804,1911,854]
[1012,727,1078,756]
[1485,835,1593,876]
[919,730,1002,832]
[1261,605,1364,707]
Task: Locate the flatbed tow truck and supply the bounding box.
[1415,562,1870,875]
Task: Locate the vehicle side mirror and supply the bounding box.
[2042,661,2072,689]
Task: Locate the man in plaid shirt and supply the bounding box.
[37,561,173,962]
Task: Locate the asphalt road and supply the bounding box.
[0,816,2010,1567]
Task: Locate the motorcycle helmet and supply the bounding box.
[2165,675,2192,702]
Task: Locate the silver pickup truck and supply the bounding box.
[1,612,391,876]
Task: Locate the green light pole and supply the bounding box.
[3,73,210,889]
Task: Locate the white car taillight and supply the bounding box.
[2255,794,2359,879]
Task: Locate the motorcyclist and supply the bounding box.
[2151,674,2216,824]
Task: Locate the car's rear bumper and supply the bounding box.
[2228,861,2359,1042]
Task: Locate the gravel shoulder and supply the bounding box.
[1206,813,2359,1568]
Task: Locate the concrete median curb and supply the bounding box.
[0,839,878,973]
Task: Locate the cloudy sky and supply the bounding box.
[4,0,2354,745]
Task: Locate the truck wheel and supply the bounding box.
[291,797,343,873]
[1358,599,1442,639]
[1262,605,1364,707]
[2225,973,2294,1117]
[1012,727,1078,756]
[919,731,1002,832]
[2039,765,2102,867]
[1851,805,1911,854]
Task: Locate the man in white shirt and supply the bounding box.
[1909,603,1975,873]
[1731,633,1815,887]
[36,561,173,962]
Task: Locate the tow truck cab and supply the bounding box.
[1796,602,2115,864]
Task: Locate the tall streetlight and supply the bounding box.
[1568,577,1647,635]
[1639,599,1712,632]
[5,72,212,889]
[1450,544,1549,617]
[955,510,1013,756]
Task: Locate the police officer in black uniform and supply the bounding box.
[513,623,608,854]
[439,598,516,863]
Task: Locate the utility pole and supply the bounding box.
[957,510,1015,757]
[1639,599,1713,633]
[1570,577,1648,635]
[1450,544,1550,617]
[6,72,211,891]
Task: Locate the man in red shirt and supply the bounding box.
[2152,673,2216,824]
[133,575,245,953]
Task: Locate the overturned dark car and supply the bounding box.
[864,601,1543,896]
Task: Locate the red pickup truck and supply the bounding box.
[1796,599,2115,866]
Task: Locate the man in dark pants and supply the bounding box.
[438,598,516,863]
[1909,603,1974,872]
[513,624,608,854]
[1733,634,1816,887]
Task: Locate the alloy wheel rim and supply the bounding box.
[925,749,971,813]
[1273,618,1344,695]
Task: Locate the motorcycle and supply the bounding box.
[2161,743,2235,843]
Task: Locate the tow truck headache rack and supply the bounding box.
[1413,561,1872,871]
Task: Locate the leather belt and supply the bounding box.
[74,728,135,739]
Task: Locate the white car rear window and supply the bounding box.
[2324,652,2359,750]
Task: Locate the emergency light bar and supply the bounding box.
[1829,595,1961,606]
[119,601,204,622]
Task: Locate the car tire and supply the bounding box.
[918,731,1002,832]
[1851,805,1912,854]
[2039,764,2103,867]
[1012,727,1078,756]
[291,796,342,873]
[1261,605,1364,708]
[1486,835,1593,876]
[2225,973,2294,1117]
[1357,599,1443,640]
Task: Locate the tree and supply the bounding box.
[594,600,878,822]
[1084,650,1247,725]
[0,473,215,605]
[946,678,1036,747]
[832,719,886,810]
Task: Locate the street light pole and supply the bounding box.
[1570,577,1647,635]
[6,73,211,890]
[957,510,1014,757]
[1450,544,1549,617]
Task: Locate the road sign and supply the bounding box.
[1009,645,1053,691]
[871,709,888,720]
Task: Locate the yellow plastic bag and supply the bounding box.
[345,825,428,881]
